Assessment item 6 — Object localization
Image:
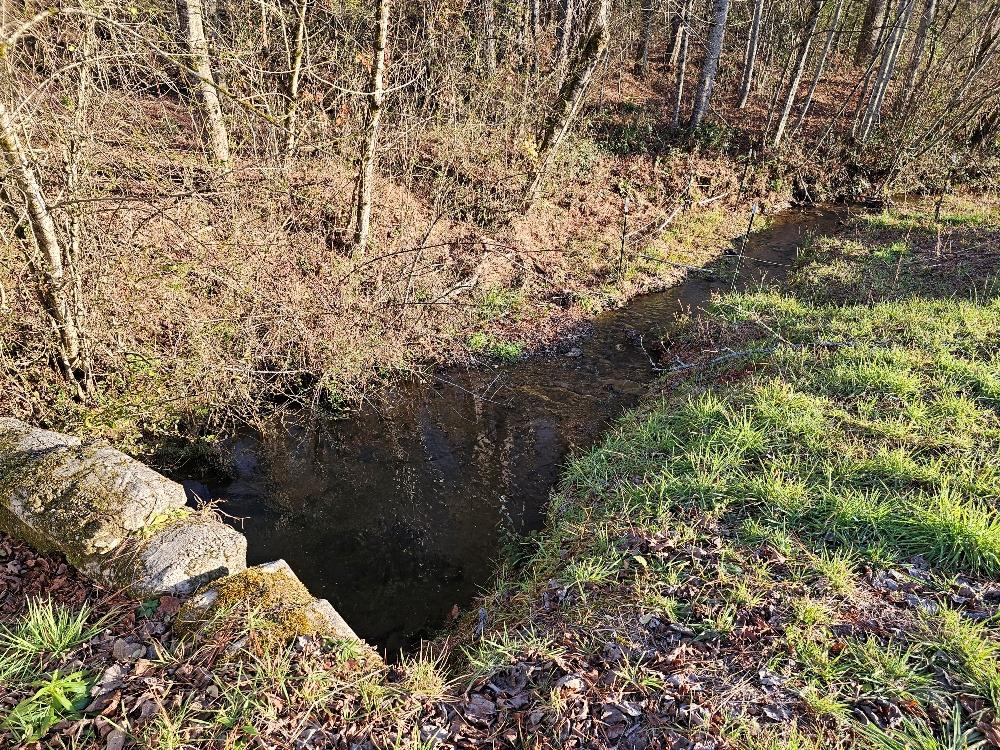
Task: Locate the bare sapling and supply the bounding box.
[354,0,390,252]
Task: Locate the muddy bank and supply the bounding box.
[200,206,847,655]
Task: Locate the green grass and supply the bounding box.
[1,670,92,743]
[467,331,524,361]
[0,598,103,686]
[504,211,1000,746]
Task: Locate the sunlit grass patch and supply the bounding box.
[0,599,105,687]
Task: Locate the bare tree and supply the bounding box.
[525,0,610,208]
[737,0,766,108]
[859,0,914,142]
[897,0,937,112]
[176,0,231,168]
[795,0,846,131]
[773,0,824,146]
[354,0,390,252]
[635,0,656,76]
[672,0,690,125]
[1,98,92,397]
[283,0,310,158]
[856,0,888,63]
[689,0,731,128]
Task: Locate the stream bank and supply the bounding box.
[201,205,848,655]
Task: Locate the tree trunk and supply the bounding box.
[525,0,610,209]
[688,0,731,129]
[896,0,936,112]
[557,0,576,69]
[855,0,887,64]
[483,0,497,77]
[672,0,690,125]
[354,0,389,252]
[666,3,684,68]
[528,0,541,40]
[859,0,913,142]
[773,0,824,146]
[176,0,231,168]
[635,0,655,76]
[0,99,92,397]
[795,0,845,132]
[737,0,765,108]
[283,0,310,158]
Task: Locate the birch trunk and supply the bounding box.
[773,0,824,146]
[483,0,497,77]
[688,0,731,129]
[795,0,845,132]
[557,0,576,69]
[354,0,389,252]
[737,0,765,108]
[666,4,683,68]
[672,0,690,125]
[896,0,937,112]
[859,0,913,142]
[525,0,610,209]
[1,99,91,396]
[176,0,231,168]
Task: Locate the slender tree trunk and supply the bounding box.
[672,0,690,125]
[773,0,824,146]
[764,44,795,136]
[354,0,389,252]
[557,0,576,69]
[525,0,610,209]
[737,0,765,108]
[483,0,497,77]
[666,3,684,68]
[896,0,936,112]
[859,0,913,142]
[1,99,92,397]
[528,0,541,40]
[688,0,731,129]
[176,0,231,168]
[795,0,845,132]
[283,0,310,158]
[855,0,887,64]
[635,0,655,76]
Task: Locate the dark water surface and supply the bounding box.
[203,206,846,656]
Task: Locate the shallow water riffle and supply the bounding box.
[201,205,847,656]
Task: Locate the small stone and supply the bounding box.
[112,638,134,662]
[556,675,586,692]
[106,728,126,750]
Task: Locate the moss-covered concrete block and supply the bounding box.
[125,513,247,596]
[0,419,246,596]
[177,559,361,645]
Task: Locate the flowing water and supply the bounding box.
[200,205,846,656]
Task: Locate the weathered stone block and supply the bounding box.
[0,418,247,596]
[178,559,361,644]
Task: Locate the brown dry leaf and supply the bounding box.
[157,596,183,617]
[977,719,1000,748]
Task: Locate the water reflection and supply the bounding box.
[208,206,846,655]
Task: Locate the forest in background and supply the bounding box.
[2,0,999,457]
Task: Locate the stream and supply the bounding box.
[199,205,846,656]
